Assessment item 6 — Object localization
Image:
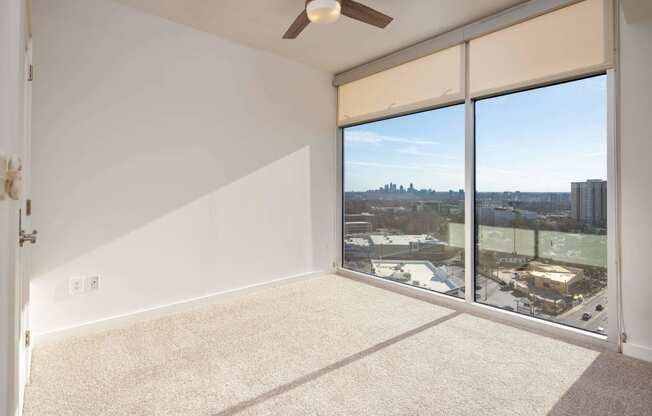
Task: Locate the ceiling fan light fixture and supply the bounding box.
[306,0,341,24]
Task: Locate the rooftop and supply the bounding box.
[516,261,582,284]
[344,237,370,247]
[371,260,460,293]
[369,234,445,246]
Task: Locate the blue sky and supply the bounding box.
[344,75,607,193]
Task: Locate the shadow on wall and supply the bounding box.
[546,351,652,416]
[30,0,336,279]
[30,146,335,333]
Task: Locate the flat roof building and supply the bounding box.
[371,260,462,294]
[369,234,447,258]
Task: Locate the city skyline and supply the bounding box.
[344,75,607,193]
[345,178,607,195]
[346,180,604,195]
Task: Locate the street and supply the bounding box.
[476,274,608,335]
[550,289,608,333]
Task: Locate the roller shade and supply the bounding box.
[337,45,464,126]
[469,0,613,97]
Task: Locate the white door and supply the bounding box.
[16,38,35,409]
[1,2,33,413]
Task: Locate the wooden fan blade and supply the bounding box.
[283,10,310,39]
[341,0,393,29]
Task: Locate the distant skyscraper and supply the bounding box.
[571,179,607,226]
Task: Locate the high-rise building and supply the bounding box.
[571,179,607,226]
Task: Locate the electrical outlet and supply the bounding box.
[69,277,84,295]
[86,275,100,291]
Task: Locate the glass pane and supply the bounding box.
[474,75,608,335]
[343,105,465,298]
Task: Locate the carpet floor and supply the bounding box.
[24,274,652,416]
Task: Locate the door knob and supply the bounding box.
[19,229,37,247]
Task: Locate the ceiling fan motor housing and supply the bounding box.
[306,0,342,24]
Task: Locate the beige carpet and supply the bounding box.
[24,275,652,416]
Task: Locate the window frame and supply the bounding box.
[471,73,612,335]
[336,67,619,352]
[340,101,467,300]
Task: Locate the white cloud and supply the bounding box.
[396,145,461,160]
[582,143,607,158]
[476,166,517,175]
[345,130,437,146]
[346,161,412,170]
[346,161,462,172]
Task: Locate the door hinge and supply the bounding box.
[28,64,34,82]
[26,199,32,216]
[25,330,31,348]
[621,332,628,344]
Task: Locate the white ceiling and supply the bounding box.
[114,0,526,74]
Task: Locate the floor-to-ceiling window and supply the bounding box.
[338,0,614,339]
[343,105,466,298]
[474,75,608,334]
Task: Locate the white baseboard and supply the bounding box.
[33,271,325,346]
[622,341,652,363]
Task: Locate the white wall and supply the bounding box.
[30,0,336,334]
[619,4,652,362]
[0,0,28,414]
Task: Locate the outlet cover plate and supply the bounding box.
[69,277,84,295]
[86,275,100,291]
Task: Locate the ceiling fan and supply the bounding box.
[283,0,393,39]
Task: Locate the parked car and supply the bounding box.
[595,304,604,311]
[597,327,605,334]
[582,312,592,321]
